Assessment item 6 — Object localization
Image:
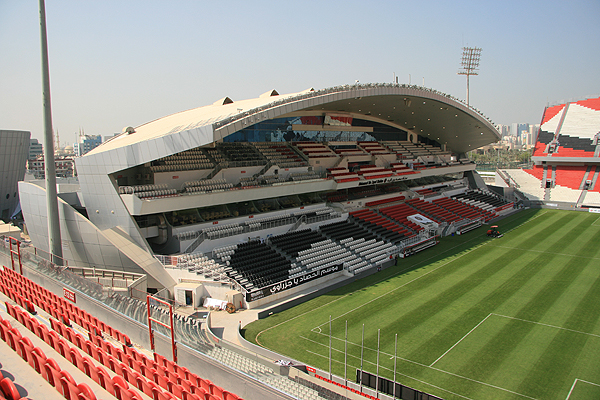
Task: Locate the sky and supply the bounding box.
[1,0,599,146]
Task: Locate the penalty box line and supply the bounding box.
[566,378,600,400]
[430,313,492,367]
[432,312,600,369]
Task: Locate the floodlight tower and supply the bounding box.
[458,47,482,108]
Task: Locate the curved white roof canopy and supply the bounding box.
[88,83,499,160]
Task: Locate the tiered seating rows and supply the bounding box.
[554,166,588,190]
[349,210,411,243]
[319,220,378,243]
[406,199,462,224]
[0,267,242,400]
[433,197,492,222]
[1,307,99,400]
[225,242,290,290]
[378,204,424,234]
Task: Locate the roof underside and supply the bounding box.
[88,84,499,158]
[280,94,498,153]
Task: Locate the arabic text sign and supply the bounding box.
[246,264,342,302]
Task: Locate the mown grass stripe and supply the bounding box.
[454,252,590,398]
[514,256,600,398]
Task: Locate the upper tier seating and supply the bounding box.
[357,142,391,155]
[294,142,337,158]
[151,148,214,172]
[552,135,596,157]
[218,142,265,164]
[253,143,307,168]
[558,102,600,140]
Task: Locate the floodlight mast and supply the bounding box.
[458,47,482,108]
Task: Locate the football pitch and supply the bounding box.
[243,209,600,400]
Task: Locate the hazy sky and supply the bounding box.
[1,1,599,145]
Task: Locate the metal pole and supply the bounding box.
[39,0,62,264]
[393,334,397,399]
[169,303,177,363]
[360,324,364,391]
[466,74,470,108]
[376,329,380,398]
[146,295,154,351]
[329,315,332,381]
[344,320,348,386]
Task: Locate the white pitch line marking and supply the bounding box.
[492,313,600,338]
[486,245,600,261]
[565,378,600,400]
[430,313,492,367]
[302,336,536,400]
[303,349,477,400]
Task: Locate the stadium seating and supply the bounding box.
[224,241,291,290]
[0,266,245,400]
[378,204,424,234]
[553,166,588,190]
[405,199,462,224]
[349,209,410,243]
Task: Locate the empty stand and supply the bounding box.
[0,266,246,400]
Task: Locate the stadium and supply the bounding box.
[2,86,599,400]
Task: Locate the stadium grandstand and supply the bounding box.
[7,83,514,399]
[498,95,600,208]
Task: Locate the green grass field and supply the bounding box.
[243,209,600,400]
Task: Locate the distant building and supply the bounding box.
[28,138,43,160]
[74,134,102,157]
[27,155,75,179]
[0,130,30,221]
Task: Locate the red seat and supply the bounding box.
[223,391,241,400]
[6,329,21,351]
[60,376,82,400]
[43,363,63,393]
[77,383,97,400]
[210,384,224,398]
[97,368,116,395]
[0,377,21,400]
[114,382,141,400]
[82,357,100,384]
[136,376,157,397]
[30,348,47,374]
[167,381,183,399]
[69,347,86,373]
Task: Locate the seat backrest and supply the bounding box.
[77,382,97,400]
[60,376,82,400]
[0,377,21,400]
[43,363,63,392]
[82,357,100,384]
[97,368,115,396]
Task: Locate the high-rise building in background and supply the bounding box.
[74,134,102,157]
[28,138,43,160]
